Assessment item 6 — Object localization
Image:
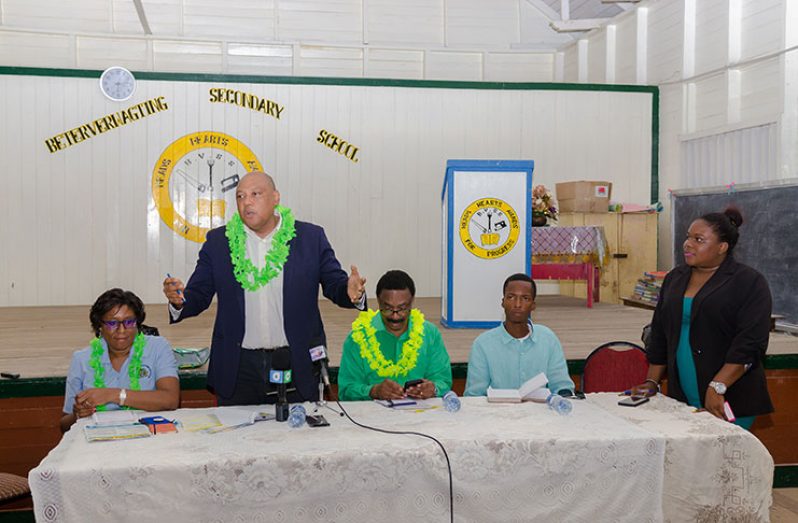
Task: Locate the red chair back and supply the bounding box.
[581,341,648,393]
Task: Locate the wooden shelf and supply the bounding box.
[621,297,657,311]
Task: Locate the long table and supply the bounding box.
[30,394,773,522]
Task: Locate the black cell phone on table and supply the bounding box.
[618,395,650,407]
[305,414,330,427]
[403,379,423,391]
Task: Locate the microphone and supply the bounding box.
[309,345,331,388]
[270,348,292,422]
[309,345,344,417]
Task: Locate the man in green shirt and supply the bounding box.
[338,270,453,401]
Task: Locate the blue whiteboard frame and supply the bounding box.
[441,159,534,328]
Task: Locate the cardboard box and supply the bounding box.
[556,181,613,213]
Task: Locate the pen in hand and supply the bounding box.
[166,273,184,303]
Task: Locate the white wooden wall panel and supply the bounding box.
[296,46,363,77]
[483,53,553,82]
[76,36,150,71]
[562,44,578,82]
[587,32,606,83]
[152,40,223,72]
[0,73,653,305]
[365,49,424,79]
[1,0,111,33]
[365,0,444,46]
[445,0,518,48]
[740,0,783,61]
[693,74,727,131]
[739,58,782,122]
[656,84,683,265]
[614,14,637,84]
[226,43,293,75]
[277,0,363,43]
[694,0,728,76]
[682,123,778,189]
[424,51,482,80]
[0,31,72,67]
[183,0,275,40]
[136,0,183,36]
[110,0,147,35]
[646,0,683,84]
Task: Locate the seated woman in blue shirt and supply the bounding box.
[60,289,180,431]
[465,273,574,396]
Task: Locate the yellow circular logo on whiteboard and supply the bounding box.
[459,198,520,259]
[152,131,262,243]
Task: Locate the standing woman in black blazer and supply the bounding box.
[632,207,773,429]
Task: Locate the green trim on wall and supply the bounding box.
[774,465,798,488]
[0,511,34,523]
[0,65,658,93]
[765,353,798,370]
[650,90,660,204]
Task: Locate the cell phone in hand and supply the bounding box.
[403,379,423,391]
[305,415,330,427]
[618,395,650,407]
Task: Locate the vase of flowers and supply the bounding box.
[532,184,558,226]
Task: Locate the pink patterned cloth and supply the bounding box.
[531,226,608,265]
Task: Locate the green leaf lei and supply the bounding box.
[351,309,425,378]
[89,332,146,411]
[226,205,296,292]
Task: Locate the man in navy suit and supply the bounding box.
[163,171,366,405]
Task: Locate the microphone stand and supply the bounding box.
[314,365,344,417]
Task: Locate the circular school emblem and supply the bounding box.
[152,131,262,243]
[459,197,520,259]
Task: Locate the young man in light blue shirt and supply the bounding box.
[464,273,574,396]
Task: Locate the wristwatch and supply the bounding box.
[119,388,127,406]
[709,381,727,395]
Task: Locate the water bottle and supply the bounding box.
[546,393,573,416]
[442,391,461,413]
[287,405,306,428]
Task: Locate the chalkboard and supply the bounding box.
[672,181,798,325]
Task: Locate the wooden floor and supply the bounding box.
[772,488,798,522]
[1,295,796,378]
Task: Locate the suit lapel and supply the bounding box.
[282,233,298,310]
[221,225,246,316]
[691,256,736,322]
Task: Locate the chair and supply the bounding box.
[581,341,649,393]
[0,472,31,510]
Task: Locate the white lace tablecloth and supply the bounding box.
[589,393,773,522]
[29,394,770,522]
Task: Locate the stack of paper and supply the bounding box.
[84,424,151,442]
[178,408,266,433]
[487,372,550,403]
[91,410,141,425]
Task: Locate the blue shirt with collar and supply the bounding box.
[63,335,179,414]
[464,322,574,396]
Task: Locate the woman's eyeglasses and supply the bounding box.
[102,319,138,330]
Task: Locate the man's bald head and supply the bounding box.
[241,171,277,191]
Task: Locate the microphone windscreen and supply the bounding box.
[272,348,291,371]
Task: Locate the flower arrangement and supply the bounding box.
[532,184,558,222]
